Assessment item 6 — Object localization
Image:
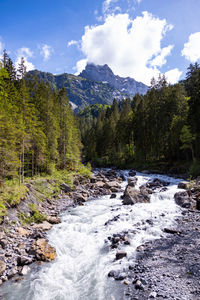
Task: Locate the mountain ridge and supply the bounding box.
[27,64,148,112]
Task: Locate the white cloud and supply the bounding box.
[181,32,200,62]
[150,45,174,67]
[40,44,53,61]
[67,40,79,47]
[165,68,182,84]
[103,0,119,15]
[75,11,178,85]
[135,0,142,3]
[75,59,88,75]
[15,47,34,72]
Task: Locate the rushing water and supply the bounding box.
[1,171,182,300]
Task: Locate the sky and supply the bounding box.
[0,0,200,85]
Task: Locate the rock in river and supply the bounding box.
[29,238,57,261]
[122,186,150,205]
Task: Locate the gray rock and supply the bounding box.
[122,186,150,205]
[110,193,117,199]
[178,181,189,189]
[174,191,195,208]
[0,260,6,275]
[60,183,71,193]
[127,177,138,187]
[129,170,136,177]
[20,265,30,276]
[116,250,127,260]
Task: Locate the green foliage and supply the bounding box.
[0,52,82,187]
[0,181,28,207]
[189,161,200,178]
[18,204,46,225]
[79,68,200,176]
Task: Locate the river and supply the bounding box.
[1,171,182,300]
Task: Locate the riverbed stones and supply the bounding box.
[33,221,53,231]
[17,227,30,236]
[122,186,150,205]
[0,260,6,275]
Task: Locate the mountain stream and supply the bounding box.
[1,171,182,300]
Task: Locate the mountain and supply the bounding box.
[79,63,148,96]
[27,64,148,112]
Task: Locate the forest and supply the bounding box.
[0,51,82,188]
[1,51,200,190]
[79,65,200,177]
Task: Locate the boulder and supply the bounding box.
[17,227,30,236]
[174,191,196,208]
[33,221,53,231]
[127,177,138,187]
[110,193,117,199]
[139,185,153,195]
[116,250,127,260]
[20,265,30,276]
[60,183,71,193]
[29,238,56,261]
[178,181,189,189]
[122,186,150,205]
[0,260,6,275]
[104,181,121,189]
[73,193,88,203]
[95,181,105,188]
[146,178,169,190]
[129,170,136,177]
[46,216,61,224]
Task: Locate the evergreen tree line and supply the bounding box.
[79,64,200,175]
[0,51,81,185]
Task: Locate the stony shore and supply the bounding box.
[106,175,200,300]
[0,169,123,285]
[0,169,200,300]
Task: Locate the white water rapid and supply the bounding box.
[2,171,182,300]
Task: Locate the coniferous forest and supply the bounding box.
[79,65,200,177]
[1,51,200,188]
[0,51,82,187]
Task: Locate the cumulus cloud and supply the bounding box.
[15,47,34,71]
[150,45,174,67]
[181,32,200,62]
[165,68,182,84]
[75,59,88,75]
[67,40,79,47]
[75,11,179,85]
[40,44,53,61]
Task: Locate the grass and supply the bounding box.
[18,203,47,225]
[0,163,92,223]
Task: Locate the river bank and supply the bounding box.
[0,169,199,300]
[0,169,123,285]
[124,208,200,300]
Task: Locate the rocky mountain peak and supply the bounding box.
[79,63,148,96]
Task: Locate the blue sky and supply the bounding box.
[0,0,200,85]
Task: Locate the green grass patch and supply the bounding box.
[18,203,47,225]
